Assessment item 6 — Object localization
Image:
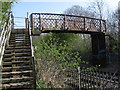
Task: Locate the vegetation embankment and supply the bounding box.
[33,33,94,88]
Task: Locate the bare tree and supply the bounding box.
[64,5,93,63]
[88,0,107,19]
[64,5,95,18]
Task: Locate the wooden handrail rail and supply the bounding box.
[26,17,36,88]
[0,12,14,66]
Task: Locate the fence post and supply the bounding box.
[99,20,101,32]
[84,18,86,31]
[64,15,67,30]
[39,13,42,30]
[30,14,34,32]
[78,67,81,90]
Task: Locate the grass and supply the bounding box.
[36,80,48,88]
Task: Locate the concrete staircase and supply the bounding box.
[1,29,35,89]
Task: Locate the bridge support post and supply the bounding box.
[91,33,107,67]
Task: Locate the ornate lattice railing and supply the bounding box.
[30,13,106,33]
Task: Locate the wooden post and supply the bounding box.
[25,12,29,31]
[78,67,81,90]
[32,57,36,89]
[30,14,34,31]
[103,20,106,32]
[25,18,28,30]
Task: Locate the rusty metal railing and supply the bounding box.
[64,67,119,89]
[30,13,106,33]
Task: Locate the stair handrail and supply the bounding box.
[26,16,34,58]
[26,15,36,88]
[0,12,14,66]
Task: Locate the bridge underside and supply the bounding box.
[32,29,103,36]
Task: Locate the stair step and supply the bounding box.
[10,38,29,40]
[4,53,31,55]
[5,49,31,54]
[2,70,33,75]
[6,46,31,50]
[2,81,32,89]
[10,37,29,40]
[9,43,30,45]
[10,36,29,38]
[9,42,30,45]
[3,61,31,66]
[10,35,26,37]
[2,77,33,82]
[4,53,31,57]
[9,39,30,42]
[11,31,28,34]
[9,41,30,44]
[11,33,28,35]
[8,44,30,47]
[3,57,32,62]
[12,29,27,31]
[10,34,29,37]
[10,39,30,41]
[3,66,32,70]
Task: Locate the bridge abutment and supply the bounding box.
[91,33,107,67]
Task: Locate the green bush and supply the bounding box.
[33,33,90,70]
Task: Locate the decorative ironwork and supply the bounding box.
[30,13,106,33]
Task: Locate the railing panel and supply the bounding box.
[30,13,106,33]
[42,14,64,30]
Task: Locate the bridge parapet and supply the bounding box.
[30,13,106,33]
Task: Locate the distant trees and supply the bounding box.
[106,10,118,53]
[64,5,96,18]
[107,10,118,34]
[64,5,93,62]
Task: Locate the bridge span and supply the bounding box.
[29,13,107,67]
